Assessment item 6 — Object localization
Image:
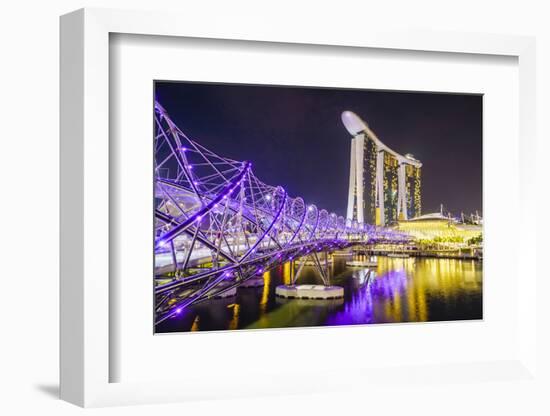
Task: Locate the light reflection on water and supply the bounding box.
[156,256,482,333]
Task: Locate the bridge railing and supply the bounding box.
[154,101,376,324]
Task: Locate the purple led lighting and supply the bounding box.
[153,101,376,324]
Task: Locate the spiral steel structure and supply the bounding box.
[154,102,409,324]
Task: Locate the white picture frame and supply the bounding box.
[60,7,538,408]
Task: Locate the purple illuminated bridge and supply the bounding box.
[154,101,409,324]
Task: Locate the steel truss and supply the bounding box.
[154,101,408,324]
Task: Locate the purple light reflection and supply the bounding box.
[325,267,409,326]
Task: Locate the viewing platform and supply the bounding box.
[275,284,344,300]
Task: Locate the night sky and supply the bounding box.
[155,81,482,218]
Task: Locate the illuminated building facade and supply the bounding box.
[343,111,422,226]
[395,213,482,242]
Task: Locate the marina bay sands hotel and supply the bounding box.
[342,111,422,227]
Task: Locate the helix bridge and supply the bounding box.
[154,101,410,324]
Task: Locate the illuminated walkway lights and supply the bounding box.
[153,102,407,324]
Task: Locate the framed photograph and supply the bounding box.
[152,81,483,334]
[60,8,538,407]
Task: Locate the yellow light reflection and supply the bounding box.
[282,262,292,285]
[228,304,240,330]
[260,271,271,314]
[392,288,402,321]
[190,315,200,331]
[371,255,480,323]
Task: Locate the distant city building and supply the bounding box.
[342,111,422,226]
[394,212,482,242]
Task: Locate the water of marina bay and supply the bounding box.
[155,256,482,333]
